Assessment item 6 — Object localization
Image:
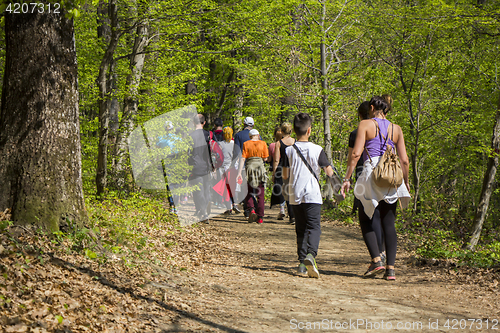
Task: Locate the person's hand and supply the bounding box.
[340,179,351,198]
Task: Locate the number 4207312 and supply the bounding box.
[5,2,61,14]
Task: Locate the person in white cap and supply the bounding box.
[237,128,268,224]
[233,116,255,159]
[232,116,256,214]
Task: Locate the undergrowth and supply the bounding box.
[324,203,500,269]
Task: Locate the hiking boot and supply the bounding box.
[223,209,233,215]
[297,263,307,275]
[288,217,295,225]
[201,219,210,225]
[232,205,242,214]
[304,253,319,278]
[277,212,285,220]
[257,217,263,224]
[384,268,396,281]
[364,261,385,277]
[248,210,257,223]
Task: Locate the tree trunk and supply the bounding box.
[96,0,119,197]
[233,72,244,131]
[466,95,500,250]
[320,39,334,202]
[412,113,421,213]
[0,7,87,231]
[112,21,149,189]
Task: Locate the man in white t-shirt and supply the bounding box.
[282,112,334,278]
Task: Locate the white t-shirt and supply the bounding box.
[284,141,330,205]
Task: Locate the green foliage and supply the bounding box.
[67,0,500,269]
[85,192,178,259]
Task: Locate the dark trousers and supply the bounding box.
[245,182,265,217]
[286,201,295,219]
[190,175,211,220]
[358,201,385,255]
[359,200,397,266]
[293,203,322,261]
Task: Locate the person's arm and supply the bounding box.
[281,145,289,180]
[272,141,281,182]
[317,149,334,178]
[323,165,334,178]
[345,130,356,174]
[341,121,369,197]
[237,156,245,181]
[394,124,410,192]
[273,141,281,173]
[237,143,246,181]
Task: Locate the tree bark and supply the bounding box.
[0,6,87,231]
[466,95,500,250]
[320,39,334,202]
[112,21,149,189]
[96,0,119,197]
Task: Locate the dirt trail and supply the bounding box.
[157,207,499,333]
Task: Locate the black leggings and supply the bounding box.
[359,200,397,266]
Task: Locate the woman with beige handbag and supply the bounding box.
[341,95,411,281]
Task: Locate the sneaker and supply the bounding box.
[363,261,385,277]
[248,210,257,223]
[383,268,396,281]
[304,253,320,278]
[297,263,307,275]
[288,218,295,225]
[257,217,263,224]
[232,205,242,214]
[170,207,177,215]
[277,213,285,220]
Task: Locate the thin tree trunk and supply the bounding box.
[412,112,421,213]
[0,6,87,231]
[96,0,119,197]
[97,0,119,145]
[466,95,500,250]
[320,39,334,202]
[113,21,149,189]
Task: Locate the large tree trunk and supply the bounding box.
[112,21,149,189]
[466,95,500,250]
[96,0,119,197]
[0,7,87,231]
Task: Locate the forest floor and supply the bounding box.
[1,206,499,332]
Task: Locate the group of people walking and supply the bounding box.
[173,95,410,281]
